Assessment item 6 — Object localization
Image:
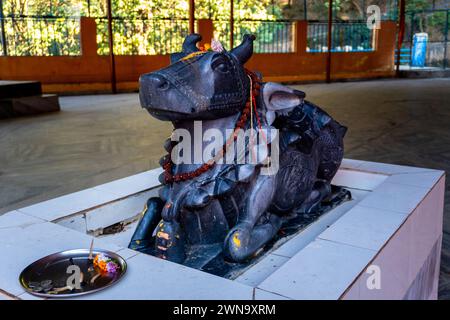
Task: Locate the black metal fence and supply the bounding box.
[0,17,384,57]
[307,21,375,52]
[236,20,295,53]
[96,18,296,55]
[0,16,80,56]
[95,17,190,55]
[397,9,449,69]
[213,20,295,53]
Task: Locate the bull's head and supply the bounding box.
[139,34,256,121]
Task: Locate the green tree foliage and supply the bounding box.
[282,0,398,21]
[406,0,448,41]
[0,0,426,57]
[95,0,282,54]
[2,1,82,55]
[0,0,289,56]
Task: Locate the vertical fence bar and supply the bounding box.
[326,0,333,83]
[303,0,307,20]
[362,0,366,20]
[87,0,91,17]
[285,22,288,52]
[106,0,117,93]
[444,10,448,69]
[230,0,234,49]
[39,19,44,55]
[189,0,195,34]
[0,0,7,56]
[396,0,406,76]
[409,12,414,67]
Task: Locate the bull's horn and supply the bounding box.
[231,34,256,65]
[182,33,202,54]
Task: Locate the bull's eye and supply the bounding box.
[216,63,229,73]
[212,56,231,74]
[215,63,229,73]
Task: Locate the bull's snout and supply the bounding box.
[139,73,171,112]
[140,73,170,92]
[139,72,188,121]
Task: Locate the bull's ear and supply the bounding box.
[231,34,256,65]
[262,82,305,112]
[182,33,202,54]
[170,33,202,63]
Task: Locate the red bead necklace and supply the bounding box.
[162,70,261,184]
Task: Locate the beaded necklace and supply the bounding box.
[162,69,261,184]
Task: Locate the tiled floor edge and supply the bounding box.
[384,175,445,216]
[91,184,161,201]
[125,250,257,291]
[337,223,411,300]
[337,178,444,300]
[15,185,160,223]
[354,172,445,217]
[254,288,293,300]
[2,161,443,300]
[386,171,445,185]
[357,160,442,175]
[339,158,364,170]
[13,161,437,224]
[14,168,163,222]
[257,238,377,300]
[354,168,439,176]
[316,205,407,255]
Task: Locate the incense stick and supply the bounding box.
[88,238,94,260]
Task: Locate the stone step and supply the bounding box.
[0,80,42,99]
[399,68,450,79]
[0,94,60,119]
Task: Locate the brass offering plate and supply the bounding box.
[19,249,127,298]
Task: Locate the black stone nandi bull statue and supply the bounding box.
[129,34,350,265]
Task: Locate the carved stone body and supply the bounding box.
[129,34,349,263]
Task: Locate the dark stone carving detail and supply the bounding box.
[129,33,351,268]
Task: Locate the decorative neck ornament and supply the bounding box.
[161,69,262,184]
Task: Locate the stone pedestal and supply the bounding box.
[0,159,444,300]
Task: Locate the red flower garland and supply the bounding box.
[162,70,261,184]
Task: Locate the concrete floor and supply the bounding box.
[0,77,449,298]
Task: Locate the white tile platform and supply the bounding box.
[0,159,444,300]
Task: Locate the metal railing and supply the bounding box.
[214,19,295,53]
[96,17,190,55]
[307,21,375,53]
[401,9,449,68]
[394,47,411,65]
[0,17,383,57]
[235,20,295,53]
[0,16,80,56]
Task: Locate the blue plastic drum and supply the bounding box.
[411,33,428,67]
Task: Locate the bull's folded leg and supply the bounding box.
[298,180,332,214]
[299,184,351,215]
[322,185,352,208]
[223,175,280,262]
[154,220,186,263]
[128,197,164,252]
[223,214,282,262]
